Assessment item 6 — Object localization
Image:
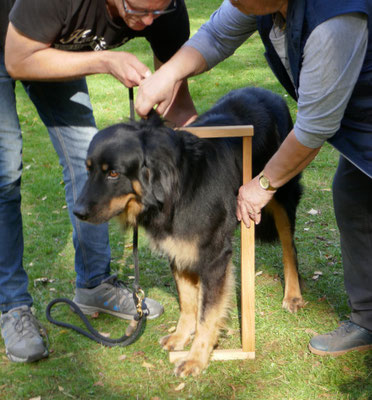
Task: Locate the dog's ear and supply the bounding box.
[140,156,179,205]
[138,134,180,209]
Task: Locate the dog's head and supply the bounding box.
[73,113,182,227]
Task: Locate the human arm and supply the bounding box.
[136,0,256,118]
[237,13,368,227]
[237,130,320,227]
[138,51,202,125]
[4,22,151,86]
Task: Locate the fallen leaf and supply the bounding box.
[99,332,110,338]
[255,271,263,277]
[168,326,176,333]
[312,275,320,280]
[133,351,145,358]
[118,354,127,361]
[305,328,318,336]
[174,382,185,392]
[91,312,100,318]
[58,386,64,392]
[307,208,319,215]
[93,381,104,387]
[313,271,323,276]
[142,361,155,369]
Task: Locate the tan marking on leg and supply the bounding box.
[160,270,199,351]
[151,237,199,270]
[174,261,235,377]
[266,198,305,313]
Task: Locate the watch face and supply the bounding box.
[260,175,270,189]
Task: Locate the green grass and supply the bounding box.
[1,1,371,399]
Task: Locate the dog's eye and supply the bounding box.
[108,170,119,179]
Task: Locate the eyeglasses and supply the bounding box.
[123,0,177,16]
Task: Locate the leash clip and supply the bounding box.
[134,288,145,318]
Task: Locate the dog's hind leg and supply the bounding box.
[160,266,199,351]
[174,260,235,377]
[266,198,306,313]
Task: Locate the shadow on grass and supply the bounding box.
[338,353,372,400]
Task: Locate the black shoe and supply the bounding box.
[309,320,372,356]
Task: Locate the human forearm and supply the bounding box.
[153,54,198,127]
[237,130,321,228]
[261,129,321,188]
[5,23,150,86]
[136,46,207,118]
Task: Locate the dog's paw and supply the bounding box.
[174,359,205,377]
[159,334,190,351]
[282,296,307,313]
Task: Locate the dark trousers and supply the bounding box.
[333,156,372,331]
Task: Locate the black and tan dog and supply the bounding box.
[73,87,304,377]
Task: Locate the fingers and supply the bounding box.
[106,52,151,88]
[236,176,275,228]
[135,70,175,118]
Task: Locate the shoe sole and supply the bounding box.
[308,343,372,356]
[6,348,49,363]
[73,302,161,320]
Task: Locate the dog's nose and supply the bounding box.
[73,203,89,221]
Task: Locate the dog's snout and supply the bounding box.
[73,202,89,221]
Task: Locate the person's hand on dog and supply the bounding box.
[236,175,275,228]
[106,51,152,88]
[136,67,178,118]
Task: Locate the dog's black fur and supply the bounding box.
[74,87,304,377]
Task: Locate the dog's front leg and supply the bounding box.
[174,261,235,377]
[160,267,199,351]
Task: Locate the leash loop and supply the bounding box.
[46,223,146,347]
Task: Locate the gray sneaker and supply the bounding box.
[73,275,164,320]
[0,306,49,363]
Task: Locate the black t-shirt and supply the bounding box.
[0,0,15,50]
[7,0,189,62]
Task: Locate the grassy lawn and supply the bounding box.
[1,1,371,399]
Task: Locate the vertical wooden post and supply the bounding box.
[240,136,255,354]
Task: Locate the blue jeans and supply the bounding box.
[0,52,111,312]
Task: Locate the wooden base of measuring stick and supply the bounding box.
[170,126,255,363]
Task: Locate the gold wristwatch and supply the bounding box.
[258,172,277,191]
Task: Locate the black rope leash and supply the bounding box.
[46,225,146,347]
[45,89,146,347]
